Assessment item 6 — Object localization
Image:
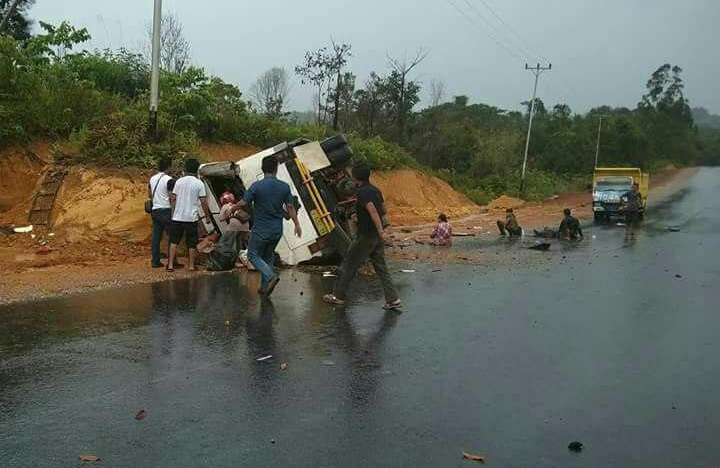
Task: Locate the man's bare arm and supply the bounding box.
[365,202,385,240]
[170,193,177,215]
[199,197,210,220]
[287,205,302,237]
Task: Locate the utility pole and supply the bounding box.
[0,0,23,33]
[148,0,162,141]
[594,115,605,168]
[520,62,551,196]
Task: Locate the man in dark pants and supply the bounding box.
[623,182,643,225]
[497,208,522,236]
[323,164,401,310]
[241,156,301,296]
[149,157,173,268]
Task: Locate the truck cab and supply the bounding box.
[197,135,356,265]
[592,167,649,222]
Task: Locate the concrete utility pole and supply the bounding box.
[0,0,23,33]
[520,62,551,196]
[149,0,162,141]
[594,115,605,168]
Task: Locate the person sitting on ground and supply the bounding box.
[167,158,210,272]
[558,208,583,240]
[497,208,522,236]
[430,213,452,246]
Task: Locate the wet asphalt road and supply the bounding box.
[1,169,719,468]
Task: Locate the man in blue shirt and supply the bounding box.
[241,156,301,296]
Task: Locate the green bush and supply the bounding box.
[348,133,417,170]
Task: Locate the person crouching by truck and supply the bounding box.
[497,208,522,236]
[431,213,452,246]
[206,192,250,271]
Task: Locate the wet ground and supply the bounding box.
[1,168,719,467]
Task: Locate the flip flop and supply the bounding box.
[322,294,346,306]
[383,299,402,310]
[166,267,174,272]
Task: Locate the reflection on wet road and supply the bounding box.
[1,169,719,467]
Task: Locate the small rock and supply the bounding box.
[675,274,682,278]
[271,439,276,444]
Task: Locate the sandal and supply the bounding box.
[166,267,174,272]
[383,299,402,310]
[322,294,346,306]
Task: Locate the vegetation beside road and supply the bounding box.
[1,13,719,203]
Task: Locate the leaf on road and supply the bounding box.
[135,409,146,420]
[79,454,100,462]
[462,451,486,463]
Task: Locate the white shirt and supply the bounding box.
[149,172,172,210]
[172,175,206,222]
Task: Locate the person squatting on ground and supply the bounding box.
[431,213,452,246]
[149,157,173,268]
[240,155,301,296]
[558,208,583,240]
[323,163,401,310]
[497,208,522,236]
[533,208,584,240]
[206,192,250,271]
[167,158,210,272]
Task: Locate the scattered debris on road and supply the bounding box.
[79,454,101,462]
[529,242,551,251]
[568,441,583,452]
[462,451,486,463]
[666,226,681,232]
[134,409,146,421]
[257,355,273,362]
[399,269,415,273]
[280,363,288,370]
[13,225,33,233]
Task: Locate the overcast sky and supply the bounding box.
[30,0,719,113]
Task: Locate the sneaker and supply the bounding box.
[265,274,281,297]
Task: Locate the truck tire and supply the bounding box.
[320,134,348,153]
[326,145,354,167]
[593,213,604,223]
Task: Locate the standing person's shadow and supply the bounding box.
[333,311,399,407]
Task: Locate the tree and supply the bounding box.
[387,49,428,144]
[295,41,352,128]
[328,41,352,130]
[429,79,446,107]
[250,67,290,118]
[146,12,190,73]
[0,0,34,41]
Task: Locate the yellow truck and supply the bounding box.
[592,167,649,222]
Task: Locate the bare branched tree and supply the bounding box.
[429,79,446,107]
[387,48,428,144]
[250,67,291,118]
[145,12,190,73]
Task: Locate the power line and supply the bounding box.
[473,0,546,62]
[458,0,532,60]
[443,0,525,63]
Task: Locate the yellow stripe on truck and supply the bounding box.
[296,159,335,236]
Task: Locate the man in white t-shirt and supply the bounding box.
[148,157,173,268]
[168,158,210,272]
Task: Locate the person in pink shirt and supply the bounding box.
[431,213,452,246]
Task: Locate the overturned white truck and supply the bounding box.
[197,135,357,265]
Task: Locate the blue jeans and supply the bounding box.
[247,232,281,290]
[151,208,172,265]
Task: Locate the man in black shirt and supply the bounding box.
[558,208,583,240]
[323,164,401,310]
